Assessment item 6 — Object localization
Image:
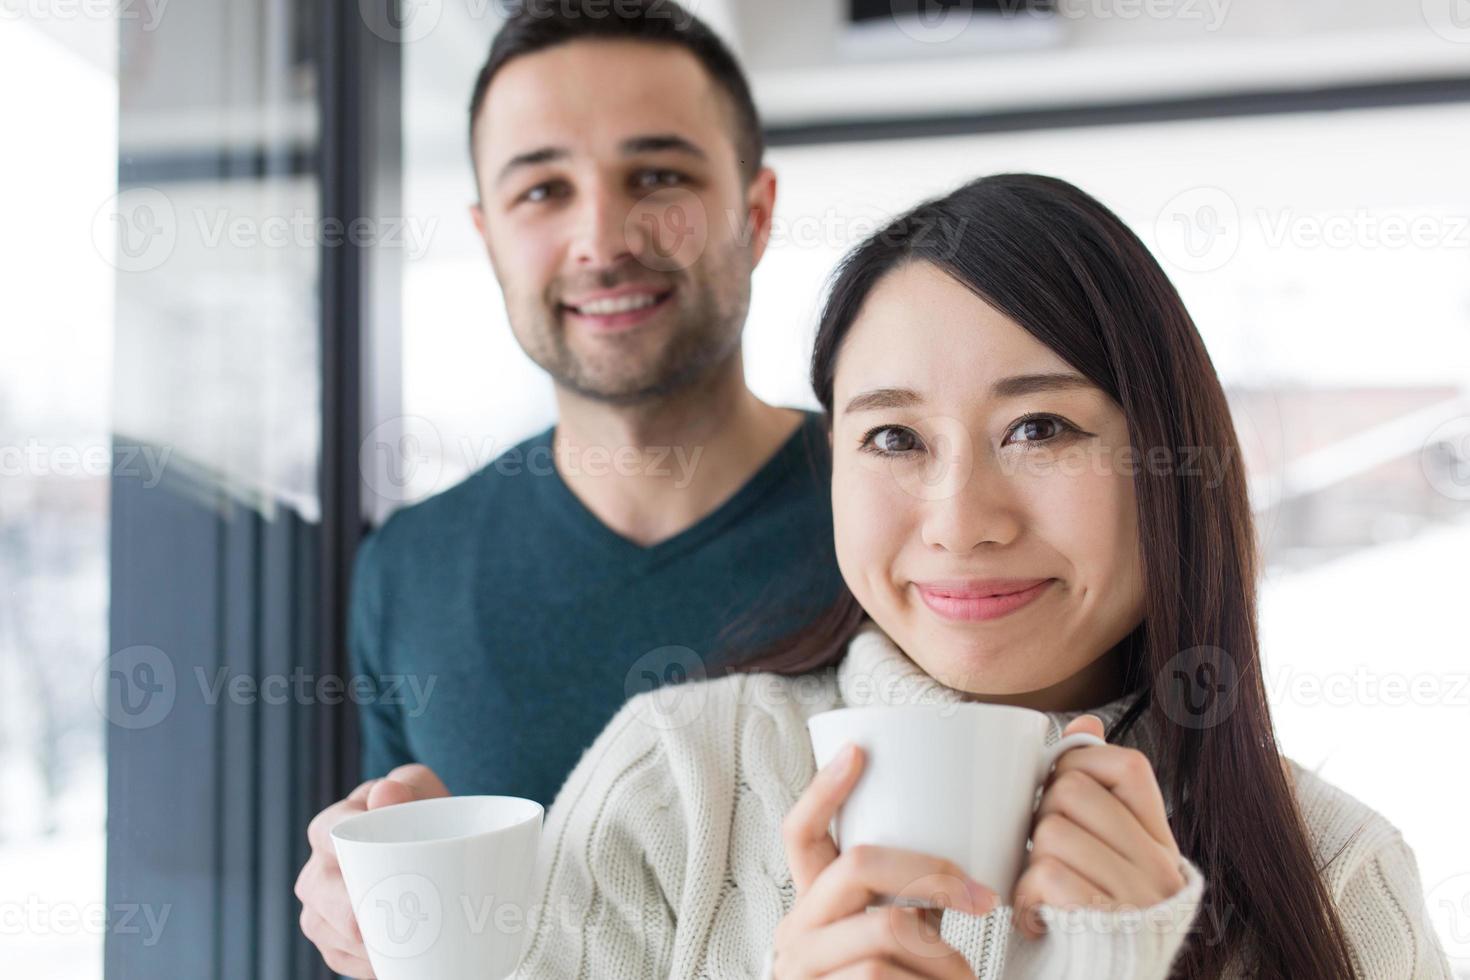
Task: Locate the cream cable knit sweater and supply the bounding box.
[511,625,1453,979]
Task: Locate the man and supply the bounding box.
[296,2,845,974]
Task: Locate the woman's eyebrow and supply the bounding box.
[843,387,921,414]
[843,374,1092,415]
[990,372,1093,398]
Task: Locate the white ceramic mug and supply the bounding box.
[807,703,1105,906]
[331,795,543,980]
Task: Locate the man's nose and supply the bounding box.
[569,187,637,269]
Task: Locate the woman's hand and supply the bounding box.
[1012,715,1186,940]
[772,743,998,979]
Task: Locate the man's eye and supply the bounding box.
[519,181,567,205]
[1003,415,1074,446]
[860,425,922,455]
[634,169,684,191]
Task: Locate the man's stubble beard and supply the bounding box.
[516,249,752,407]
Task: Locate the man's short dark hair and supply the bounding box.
[468,0,765,185]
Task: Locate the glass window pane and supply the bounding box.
[0,11,117,977]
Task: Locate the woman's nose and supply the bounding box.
[917,434,1022,554]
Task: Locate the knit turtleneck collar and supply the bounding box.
[835,619,1158,759]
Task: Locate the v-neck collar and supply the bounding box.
[537,412,824,566]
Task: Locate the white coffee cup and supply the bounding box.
[331,795,544,980]
[807,703,1105,906]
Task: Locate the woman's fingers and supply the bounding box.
[776,906,975,980]
[1033,769,1184,895]
[1012,854,1116,941]
[783,743,865,894]
[790,844,996,932]
[1028,812,1135,903]
[1047,740,1175,851]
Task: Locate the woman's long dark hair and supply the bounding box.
[725,174,1362,979]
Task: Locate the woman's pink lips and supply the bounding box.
[915,579,1055,622]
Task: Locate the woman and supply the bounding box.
[510,175,1451,979]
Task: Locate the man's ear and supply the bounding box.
[468,201,499,273]
[745,166,778,268]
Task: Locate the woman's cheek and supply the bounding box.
[833,459,913,605]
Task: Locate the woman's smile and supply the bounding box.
[912,577,1056,622]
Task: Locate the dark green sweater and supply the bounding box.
[348,411,844,806]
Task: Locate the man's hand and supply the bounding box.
[295,764,449,978]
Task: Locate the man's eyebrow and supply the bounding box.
[620,133,707,160]
[990,372,1094,398]
[494,134,707,188]
[842,374,1093,414]
[495,146,569,187]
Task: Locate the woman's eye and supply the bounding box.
[861,425,922,455]
[1004,415,1072,446]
